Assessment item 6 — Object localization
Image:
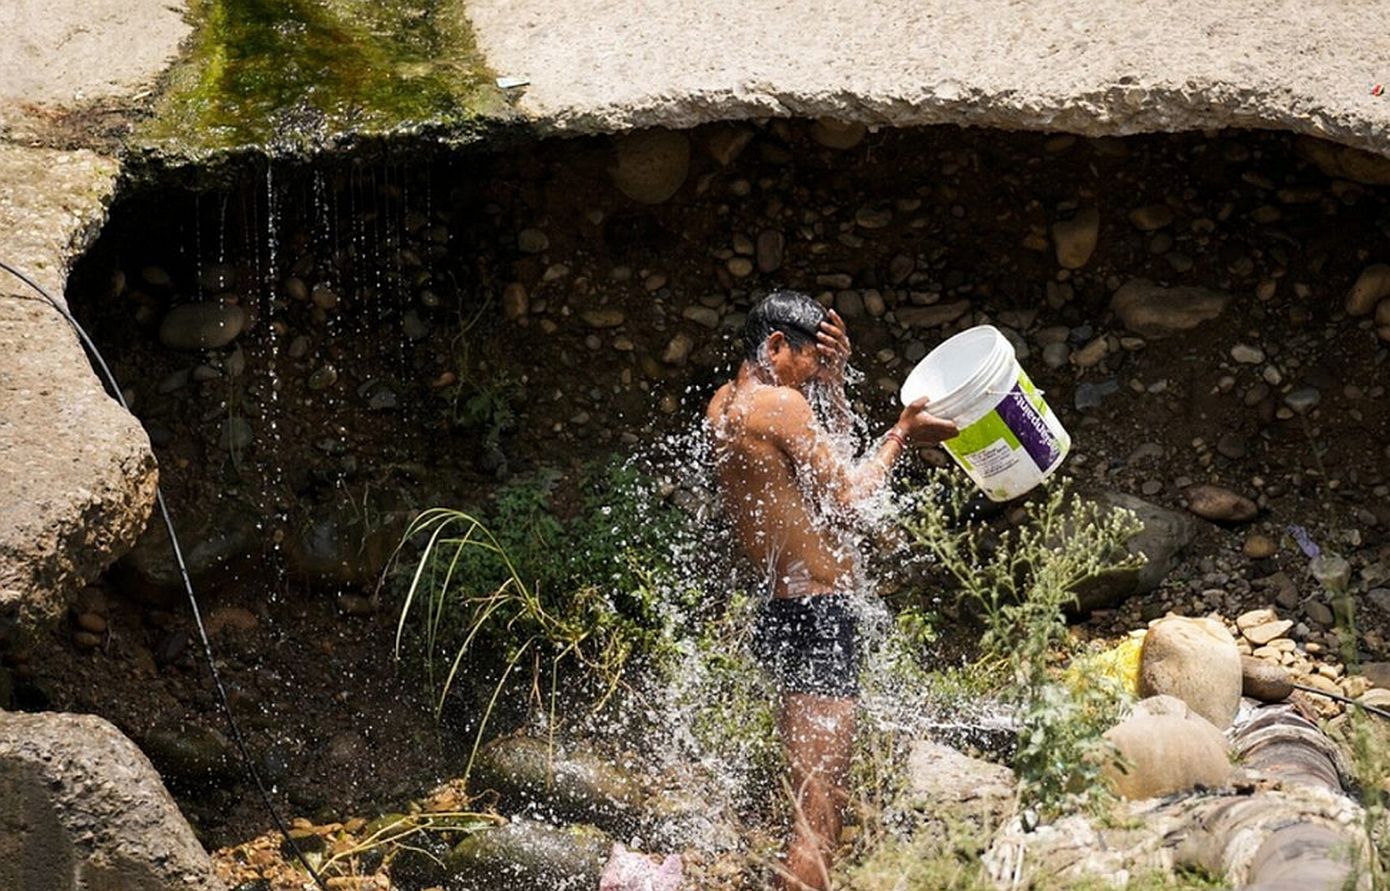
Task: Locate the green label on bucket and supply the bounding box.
[942,370,1067,496]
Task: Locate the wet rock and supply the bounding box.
[1184,484,1258,524]
[445,819,610,891]
[1070,493,1195,611]
[389,829,452,888]
[1217,432,1249,460]
[284,277,309,302]
[609,130,690,204]
[285,500,400,587]
[1102,695,1232,799]
[1070,337,1107,367]
[1110,279,1230,337]
[1242,656,1293,702]
[809,117,866,150]
[158,303,247,351]
[140,722,237,786]
[402,310,430,341]
[756,229,785,273]
[1052,207,1099,269]
[472,736,644,832]
[308,364,338,390]
[1128,204,1174,231]
[114,503,257,607]
[0,711,224,891]
[310,284,338,310]
[1345,265,1390,316]
[1139,616,1242,729]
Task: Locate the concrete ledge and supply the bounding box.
[0,144,157,638]
[466,0,1390,157]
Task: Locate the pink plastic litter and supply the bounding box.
[598,842,684,891]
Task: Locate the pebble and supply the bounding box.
[517,228,549,253]
[611,130,691,204]
[1244,619,1293,646]
[726,257,754,278]
[1243,534,1276,559]
[1215,432,1248,460]
[681,306,720,329]
[502,283,529,319]
[863,290,886,317]
[855,206,893,229]
[1074,378,1119,411]
[75,612,107,634]
[159,304,248,351]
[1305,600,1335,627]
[1345,264,1390,316]
[756,230,785,273]
[73,631,103,649]
[1128,204,1174,231]
[311,284,338,310]
[582,308,626,329]
[401,311,430,341]
[284,277,309,302]
[835,291,865,319]
[1230,343,1264,364]
[1052,207,1100,269]
[1070,337,1108,367]
[662,333,693,366]
[1184,484,1258,524]
[1042,341,1071,369]
[1282,387,1320,413]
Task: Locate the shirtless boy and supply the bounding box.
[705,291,958,890]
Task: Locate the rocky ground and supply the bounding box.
[8,121,1390,888]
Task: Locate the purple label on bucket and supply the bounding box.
[995,384,1060,471]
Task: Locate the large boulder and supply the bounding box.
[1102,695,1232,800]
[1070,493,1195,612]
[1138,616,1242,729]
[0,710,224,891]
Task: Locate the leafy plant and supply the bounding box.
[899,472,1142,821]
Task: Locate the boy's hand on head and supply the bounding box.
[896,395,959,445]
[816,310,852,385]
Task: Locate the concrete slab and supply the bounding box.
[466,0,1390,155]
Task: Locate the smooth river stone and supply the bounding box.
[159,303,247,351]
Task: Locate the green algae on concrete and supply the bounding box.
[138,0,506,159]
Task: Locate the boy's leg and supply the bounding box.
[776,692,856,891]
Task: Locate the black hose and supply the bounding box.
[0,259,332,891]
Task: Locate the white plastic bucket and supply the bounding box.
[900,325,1070,501]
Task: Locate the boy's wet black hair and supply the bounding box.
[742,290,827,361]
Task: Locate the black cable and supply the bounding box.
[0,259,332,891]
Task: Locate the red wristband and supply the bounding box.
[885,429,908,449]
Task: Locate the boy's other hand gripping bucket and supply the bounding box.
[900,325,1070,501]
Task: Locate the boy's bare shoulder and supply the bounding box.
[745,385,812,433]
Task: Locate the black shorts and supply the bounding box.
[752,594,860,698]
